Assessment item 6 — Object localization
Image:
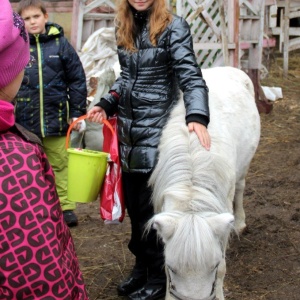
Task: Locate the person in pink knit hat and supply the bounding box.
[0,0,88,299]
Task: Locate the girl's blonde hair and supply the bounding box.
[115,0,173,52]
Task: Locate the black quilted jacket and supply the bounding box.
[99,14,209,173]
[15,22,87,138]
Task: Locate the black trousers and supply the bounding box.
[122,171,166,286]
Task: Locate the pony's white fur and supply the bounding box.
[148,67,260,300]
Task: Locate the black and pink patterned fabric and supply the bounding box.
[0,120,88,299]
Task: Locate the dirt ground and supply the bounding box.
[70,53,300,300]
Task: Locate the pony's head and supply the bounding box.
[150,211,234,300]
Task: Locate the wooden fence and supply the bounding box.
[11,0,298,79]
[271,0,300,76]
[68,0,279,113]
[13,0,295,112]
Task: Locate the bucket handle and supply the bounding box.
[65,114,115,149]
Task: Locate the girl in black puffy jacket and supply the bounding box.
[87,0,211,299]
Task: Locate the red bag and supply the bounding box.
[100,117,125,223]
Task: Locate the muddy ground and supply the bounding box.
[70,53,300,300]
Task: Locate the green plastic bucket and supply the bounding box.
[67,148,108,203]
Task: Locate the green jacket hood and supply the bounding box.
[29,22,64,43]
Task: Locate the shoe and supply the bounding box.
[127,285,166,300]
[63,210,78,227]
[117,275,147,296]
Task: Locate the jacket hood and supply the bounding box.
[46,22,64,36]
[0,100,14,131]
[29,22,64,43]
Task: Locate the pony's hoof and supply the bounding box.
[235,221,246,234]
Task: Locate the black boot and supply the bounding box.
[63,210,78,227]
[127,266,166,300]
[127,284,166,300]
[117,260,148,296]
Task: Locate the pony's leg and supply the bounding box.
[233,178,246,233]
[165,266,172,300]
[216,257,226,300]
[165,291,172,300]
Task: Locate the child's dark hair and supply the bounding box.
[17,0,47,15]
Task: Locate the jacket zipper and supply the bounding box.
[35,35,45,138]
[127,26,144,170]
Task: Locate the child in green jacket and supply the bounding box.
[15,0,87,227]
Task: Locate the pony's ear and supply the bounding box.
[206,213,234,238]
[152,214,177,243]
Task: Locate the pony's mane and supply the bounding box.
[149,96,234,215]
[148,95,235,270]
[148,211,227,272]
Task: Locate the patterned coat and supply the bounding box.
[0,100,88,299]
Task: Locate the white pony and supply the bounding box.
[148,66,260,300]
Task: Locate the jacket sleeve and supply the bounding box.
[169,17,210,125]
[60,38,87,118]
[97,75,123,117]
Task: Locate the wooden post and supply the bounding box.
[227,0,240,67]
[71,0,86,51]
[176,0,183,16]
[283,0,290,77]
[248,0,265,70]
[71,0,80,49]
[218,0,229,65]
[77,0,85,51]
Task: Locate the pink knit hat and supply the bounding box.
[0,0,30,89]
